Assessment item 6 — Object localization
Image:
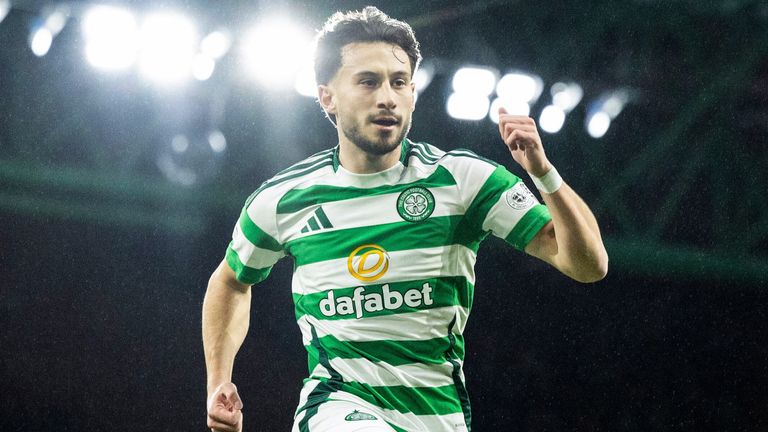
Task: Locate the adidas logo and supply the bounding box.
[300,206,333,233]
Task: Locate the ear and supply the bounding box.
[318,85,336,115]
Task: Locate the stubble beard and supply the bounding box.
[341,115,412,156]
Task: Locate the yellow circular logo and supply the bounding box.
[347,244,390,282]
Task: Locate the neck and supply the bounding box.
[337,139,402,174]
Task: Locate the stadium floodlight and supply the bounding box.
[411,62,433,103]
[82,6,138,70]
[601,89,630,118]
[583,89,631,138]
[138,12,197,84]
[242,18,313,87]
[539,105,566,133]
[29,5,69,57]
[201,30,231,59]
[586,110,611,138]
[488,97,531,123]
[29,27,53,56]
[208,129,227,153]
[171,134,189,153]
[452,67,497,96]
[192,54,215,81]
[294,62,317,97]
[414,62,434,93]
[496,72,543,105]
[551,81,583,112]
[0,1,11,26]
[446,92,490,121]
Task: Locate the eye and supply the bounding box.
[393,78,408,87]
[360,79,377,87]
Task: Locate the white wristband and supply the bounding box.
[531,166,563,194]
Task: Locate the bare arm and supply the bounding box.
[203,259,251,431]
[498,108,608,283]
[525,184,608,282]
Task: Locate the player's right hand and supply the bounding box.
[207,382,243,432]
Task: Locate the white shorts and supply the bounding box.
[292,399,398,432]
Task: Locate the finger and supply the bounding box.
[501,119,536,144]
[499,113,535,122]
[504,127,538,147]
[223,389,243,411]
[209,408,240,426]
[498,107,508,140]
[499,117,538,134]
[212,383,243,411]
[208,415,240,432]
[504,123,537,138]
[505,130,539,149]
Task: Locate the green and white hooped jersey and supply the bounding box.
[226,140,552,431]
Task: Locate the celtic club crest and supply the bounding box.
[396,186,435,222]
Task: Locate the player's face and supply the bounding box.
[326,42,416,156]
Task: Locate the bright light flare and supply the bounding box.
[0,1,11,25]
[193,54,215,81]
[242,19,312,87]
[496,72,543,104]
[413,63,434,93]
[489,97,530,123]
[208,130,227,153]
[82,6,138,70]
[447,93,490,121]
[551,82,583,112]
[586,111,611,138]
[452,67,496,96]
[138,13,197,84]
[30,27,53,57]
[539,105,566,133]
[602,90,629,118]
[294,62,317,97]
[43,7,68,35]
[201,31,231,59]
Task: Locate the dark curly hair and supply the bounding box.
[314,6,422,86]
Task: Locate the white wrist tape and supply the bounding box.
[531,166,563,194]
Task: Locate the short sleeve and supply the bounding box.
[225,191,287,285]
[466,164,552,251]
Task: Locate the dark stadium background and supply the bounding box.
[1,1,766,430]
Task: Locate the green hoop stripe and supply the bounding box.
[276,165,455,214]
[454,165,520,249]
[337,381,463,416]
[237,206,282,252]
[505,204,552,250]
[225,244,272,285]
[286,215,465,267]
[304,333,466,369]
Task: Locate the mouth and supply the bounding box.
[370,116,399,129]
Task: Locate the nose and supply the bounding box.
[376,82,396,110]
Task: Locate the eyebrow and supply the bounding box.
[352,70,411,79]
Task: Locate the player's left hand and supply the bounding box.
[497,107,552,177]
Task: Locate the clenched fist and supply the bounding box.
[497,107,552,178]
[207,382,243,432]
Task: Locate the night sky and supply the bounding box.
[2,1,767,431]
